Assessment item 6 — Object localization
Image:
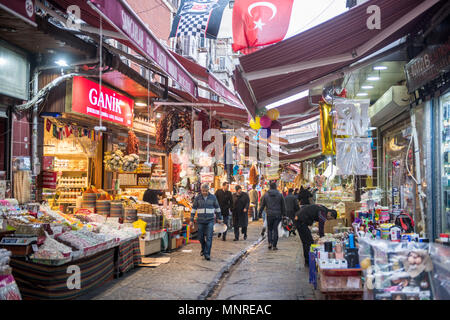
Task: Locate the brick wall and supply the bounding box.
[127,0,174,45]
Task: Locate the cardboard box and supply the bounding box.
[344,202,362,227]
[324,218,346,234]
[139,238,161,256]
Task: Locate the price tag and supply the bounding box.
[32,244,39,252]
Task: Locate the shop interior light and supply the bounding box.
[373,66,388,70]
[367,76,380,81]
[357,93,369,97]
[55,59,68,67]
[156,113,162,118]
[0,57,6,66]
[361,85,374,89]
[135,102,147,107]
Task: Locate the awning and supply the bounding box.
[171,52,245,109]
[276,95,321,127]
[167,87,249,123]
[234,0,443,117]
[279,148,322,164]
[48,0,198,98]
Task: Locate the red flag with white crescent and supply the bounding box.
[232,0,295,53]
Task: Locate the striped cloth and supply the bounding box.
[116,237,141,275]
[10,249,115,300]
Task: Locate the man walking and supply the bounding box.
[298,186,313,205]
[231,185,250,241]
[215,182,233,241]
[284,188,299,236]
[294,204,337,266]
[249,184,259,221]
[258,182,286,250]
[190,184,223,261]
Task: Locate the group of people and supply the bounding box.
[190,182,337,265]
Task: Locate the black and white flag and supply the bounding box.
[170,0,229,39]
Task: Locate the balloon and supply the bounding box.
[267,108,280,121]
[260,115,272,129]
[319,101,335,156]
[249,117,261,130]
[260,128,271,139]
[270,120,282,131]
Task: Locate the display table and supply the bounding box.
[115,237,141,277]
[10,248,115,300]
[318,267,364,300]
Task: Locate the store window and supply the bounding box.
[440,92,450,233]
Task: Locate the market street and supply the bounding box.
[79,221,317,300]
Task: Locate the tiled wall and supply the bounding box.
[12,112,31,158]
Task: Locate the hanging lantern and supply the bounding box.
[249,117,261,130]
[267,108,280,121]
[319,101,335,156]
[260,115,272,129]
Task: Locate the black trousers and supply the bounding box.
[234,226,247,239]
[267,216,282,247]
[297,222,313,264]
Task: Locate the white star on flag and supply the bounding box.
[253,18,265,31]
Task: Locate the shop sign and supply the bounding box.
[42,171,57,189]
[405,40,450,93]
[208,75,243,108]
[0,45,29,100]
[200,172,214,183]
[71,76,133,128]
[0,0,36,27]
[89,0,197,98]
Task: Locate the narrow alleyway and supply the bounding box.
[79,221,317,300]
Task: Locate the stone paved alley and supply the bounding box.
[79,221,318,300]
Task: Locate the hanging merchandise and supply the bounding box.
[335,100,370,137]
[249,164,258,185]
[319,101,335,155]
[261,128,271,139]
[260,115,272,129]
[126,131,139,155]
[122,154,139,172]
[156,113,169,148]
[104,149,124,172]
[249,117,262,130]
[173,163,181,184]
[233,165,239,176]
[270,120,283,131]
[267,108,280,121]
[336,138,373,176]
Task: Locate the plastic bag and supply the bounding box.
[336,138,373,176]
[277,221,290,238]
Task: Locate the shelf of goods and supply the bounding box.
[0,200,142,299]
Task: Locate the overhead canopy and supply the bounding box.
[276,95,321,127]
[234,0,443,117]
[171,52,245,109]
[47,0,198,98]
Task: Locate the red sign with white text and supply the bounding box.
[71,76,133,127]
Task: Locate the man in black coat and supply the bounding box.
[258,182,286,250]
[294,204,337,266]
[215,182,233,241]
[298,186,313,205]
[284,188,299,236]
[232,185,250,241]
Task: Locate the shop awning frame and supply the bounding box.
[234,0,444,117]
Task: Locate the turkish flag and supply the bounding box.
[232,0,294,53]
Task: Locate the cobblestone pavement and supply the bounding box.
[79,220,317,300]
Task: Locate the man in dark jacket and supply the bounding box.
[232,185,250,241]
[284,188,299,236]
[298,186,313,205]
[258,182,286,250]
[294,204,337,266]
[215,182,233,241]
[190,184,223,261]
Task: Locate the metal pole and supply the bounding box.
[31,69,39,176]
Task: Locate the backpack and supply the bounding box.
[394,212,415,233]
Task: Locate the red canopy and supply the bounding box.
[234,0,443,117]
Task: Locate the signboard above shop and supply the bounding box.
[405,40,450,93]
[68,76,134,128]
[0,0,36,27]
